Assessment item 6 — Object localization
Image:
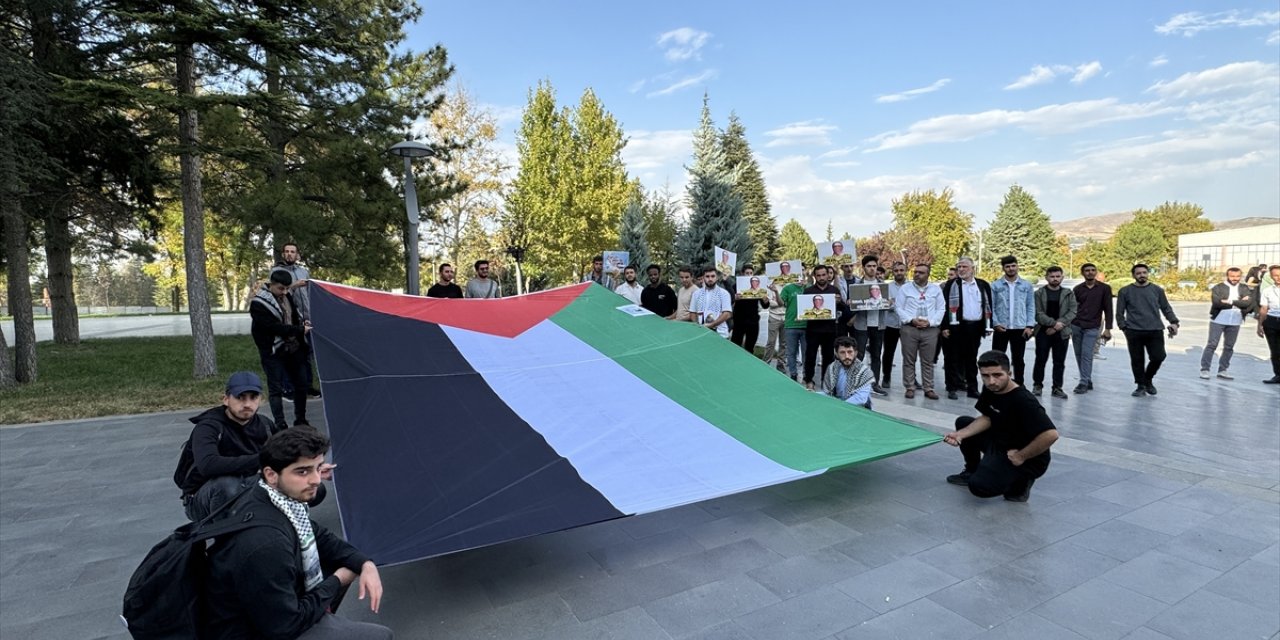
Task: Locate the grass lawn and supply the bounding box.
[1,336,264,425]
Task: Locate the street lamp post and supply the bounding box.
[387,140,435,295]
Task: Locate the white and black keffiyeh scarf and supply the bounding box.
[260,479,315,549]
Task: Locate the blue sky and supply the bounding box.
[411,2,1280,239]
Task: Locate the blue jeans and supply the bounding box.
[784,328,807,379]
[1072,326,1099,384]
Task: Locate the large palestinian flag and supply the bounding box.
[310,281,939,566]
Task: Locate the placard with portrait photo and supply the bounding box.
[846,282,891,311]
[602,251,629,277]
[736,275,771,299]
[817,239,855,267]
[713,246,737,276]
[796,293,836,321]
[765,260,802,285]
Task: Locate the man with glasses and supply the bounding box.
[940,258,993,399]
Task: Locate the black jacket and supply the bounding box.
[940,278,993,330]
[205,486,371,640]
[250,287,306,356]
[802,283,846,335]
[1209,282,1254,319]
[181,407,272,495]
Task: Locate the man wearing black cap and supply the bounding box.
[176,371,327,521]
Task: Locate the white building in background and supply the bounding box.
[1177,223,1280,271]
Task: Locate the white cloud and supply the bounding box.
[763,120,838,148]
[1070,61,1103,84]
[1156,10,1280,37]
[818,147,856,159]
[656,27,711,62]
[646,70,717,97]
[623,129,693,171]
[1005,65,1058,90]
[1148,61,1279,98]
[482,103,523,127]
[1150,54,1169,68]
[1268,30,1280,45]
[875,78,951,103]
[866,98,1170,152]
[822,160,862,168]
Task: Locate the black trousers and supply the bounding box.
[804,330,837,384]
[261,348,309,430]
[955,416,1039,499]
[730,317,761,354]
[1032,330,1071,388]
[1265,316,1280,377]
[853,327,884,382]
[1123,329,1166,385]
[991,330,1030,384]
[881,326,900,383]
[945,321,985,393]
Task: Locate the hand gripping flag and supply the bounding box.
[310,281,939,565]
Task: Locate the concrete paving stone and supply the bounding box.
[746,546,870,598]
[1202,560,1280,614]
[1156,525,1269,571]
[558,561,702,622]
[619,504,718,540]
[750,516,864,558]
[643,574,780,638]
[1119,626,1178,639]
[1051,462,1142,489]
[878,483,968,515]
[1118,501,1216,536]
[1098,549,1222,604]
[678,620,751,640]
[666,538,785,585]
[480,548,610,608]
[828,499,929,534]
[761,490,859,526]
[834,597,984,640]
[697,489,785,518]
[736,585,876,640]
[1145,589,1279,640]
[588,528,705,574]
[1088,478,1180,509]
[832,523,943,568]
[1005,540,1123,593]
[0,513,75,543]
[0,605,126,640]
[926,563,1063,629]
[1252,543,1280,566]
[1047,495,1132,529]
[1066,519,1175,562]
[1199,502,1280,545]
[1159,484,1250,516]
[914,536,1025,581]
[976,613,1087,639]
[683,510,791,550]
[834,555,960,614]
[899,505,999,543]
[372,562,495,620]
[424,592,577,640]
[770,474,856,502]
[1033,578,1168,640]
[1127,473,1195,493]
[524,606,674,640]
[981,513,1090,554]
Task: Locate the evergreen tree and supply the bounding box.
[1132,201,1213,265]
[721,113,778,263]
[643,185,680,274]
[675,94,751,271]
[984,185,1057,276]
[618,194,650,274]
[891,188,973,279]
[1107,219,1167,275]
[778,218,819,266]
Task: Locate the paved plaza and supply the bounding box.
[1,306,1278,639]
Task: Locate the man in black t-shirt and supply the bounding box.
[730,265,770,353]
[942,350,1059,502]
[640,263,678,318]
[426,263,464,299]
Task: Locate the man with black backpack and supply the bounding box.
[251,269,312,431]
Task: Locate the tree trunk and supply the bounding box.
[178,42,217,378]
[2,195,37,383]
[0,321,14,390]
[43,212,79,344]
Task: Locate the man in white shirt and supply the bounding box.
[614,265,643,305]
[688,267,732,337]
[1200,267,1253,380]
[1256,264,1280,384]
[881,262,907,389]
[896,263,946,399]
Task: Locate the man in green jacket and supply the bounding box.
[1032,266,1078,399]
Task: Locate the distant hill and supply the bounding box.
[1051,213,1279,243]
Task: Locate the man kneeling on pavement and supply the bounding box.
[205,427,392,639]
[943,350,1059,502]
[177,371,325,521]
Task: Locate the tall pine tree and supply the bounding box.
[778,219,819,266]
[984,185,1057,276]
[675,94,751,271]
[721,113,777,264]
[618,194,650,272]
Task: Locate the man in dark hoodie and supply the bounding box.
[204,428,390,639]
[177,371,326,521]
[251,269,311,431]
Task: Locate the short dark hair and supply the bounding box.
[834,336,858,352]
[592,255,603,262]
[702,266,717,276]
[1045,266,1063,276]
[281,242,299,253]
[861,255,878,267]
[260,427,330,474]
[474,260,490,271]
[678,266,693,276]
[1080,262,1097,272]
[624,264,637,272]
[914,263,932,272]
[740,264,754,273]
[1131,263,1149,275]
[1226,267,1241,274]
[646,263,661,273]
[269,270,292,286]
[439,263,453,273]
[892,261,905,268]
[813,264,830,276]
[976,350,1011,371]
[1000,255,1018,267]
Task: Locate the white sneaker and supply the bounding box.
[1199,370,1211,379]
[1217,371,1234,380]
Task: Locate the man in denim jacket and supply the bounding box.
[990,255,1037,385]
